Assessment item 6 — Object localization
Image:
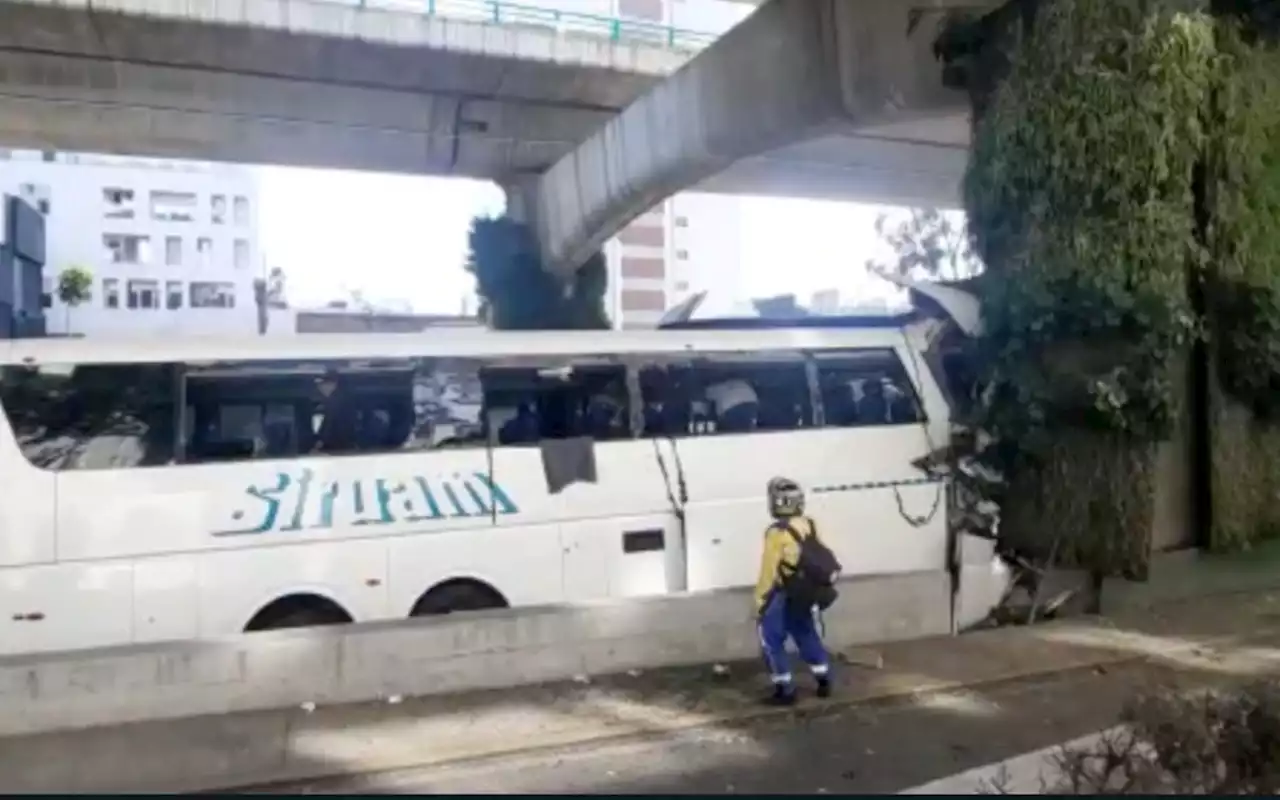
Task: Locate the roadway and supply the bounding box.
[259,656,1271,794]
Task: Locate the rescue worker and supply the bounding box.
[754,476,833,705]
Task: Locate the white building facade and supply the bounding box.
[0,149,260,338]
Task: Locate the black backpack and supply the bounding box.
[778,519,842,611]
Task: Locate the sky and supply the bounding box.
[258,165,909,315]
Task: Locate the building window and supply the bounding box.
[674,280,689,292]
[150,191,196,222]
[233,196,249,226]
[41,276,53,308]
[674,216,689,228]
[165,236,182,267]
[103,278,120,309]
[233,239,250,270]
[675,249,689,260]
[166,281,183,310]
[103,234,151,265]
[127,279,160,310]
[190,281,236,309]
[19,183,50,215]
[103,188,136,219]
[211,195,226,224]
[197,238,213,267]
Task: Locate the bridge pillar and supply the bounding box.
[500,176,538,225]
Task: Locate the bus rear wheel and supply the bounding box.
[410,581,507,617]
[245,594,352,632]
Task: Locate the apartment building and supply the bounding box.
[0,150,260,337]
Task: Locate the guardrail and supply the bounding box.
[368,0,720,51]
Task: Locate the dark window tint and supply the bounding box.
[641,353,812,437]
[483,359,630,446]
[815,349,924,427]
[181,358,489,463]
[1,363,178,470]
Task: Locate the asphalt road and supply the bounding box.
[261,659,1230,795]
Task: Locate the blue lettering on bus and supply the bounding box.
[213,469,519,537]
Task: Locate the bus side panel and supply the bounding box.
[198,537,390,635]
[388,521,563,613]
[54,450,506,562]
[548,441,682,601]
[0,560,133,655]
[680,427,947,593]
[0,424,56,568]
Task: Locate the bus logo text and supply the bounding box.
[213,468,519,537]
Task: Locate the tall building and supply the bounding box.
[0,149,260,338]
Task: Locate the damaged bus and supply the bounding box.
[0,280,1010,654]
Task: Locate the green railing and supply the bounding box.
[399,0,717,52]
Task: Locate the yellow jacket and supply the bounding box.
[753,515,818,614]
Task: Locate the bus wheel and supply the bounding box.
[245,594,353,632]
[410,580,508,617]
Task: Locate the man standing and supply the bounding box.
[754,477,839,706]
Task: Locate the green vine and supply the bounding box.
[952,0,1215,575]
[1202,26,1280,551]
[935,0,1280,567]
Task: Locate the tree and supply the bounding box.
[867,208,983,283]
[465,215,609,330]
[56,266,93,335]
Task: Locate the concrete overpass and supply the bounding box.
[0,0,700,177]
[519,0,980,275]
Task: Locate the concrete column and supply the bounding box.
[500,177,538,224]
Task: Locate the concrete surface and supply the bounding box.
[267,664,1202,795]
[5,588,1279,794]
[0,0,690,175]
[899,725,1132,794]
[0,570,949,737]
[527,0,984,275]
[1104,537,1280,611]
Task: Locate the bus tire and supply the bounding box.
[410,580,508,617]
[244,594,353,632]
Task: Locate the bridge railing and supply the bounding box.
[357,0,718,52]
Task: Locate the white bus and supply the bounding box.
[0,291,983,655]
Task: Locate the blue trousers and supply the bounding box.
[758,591,830,689]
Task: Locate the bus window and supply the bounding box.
[0,363,177,470]
[814,349,925,427]
[412,357,486,451]
[482,360,630,447]
[641,353,812,437]
[182,359,419,463]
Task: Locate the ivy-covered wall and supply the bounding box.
[937,0,1280,573]
[957,0,1212,576]
[1204,30,1280,552]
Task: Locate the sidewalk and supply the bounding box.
[6,590,1280,793]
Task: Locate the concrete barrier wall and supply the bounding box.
[0,570,949,739]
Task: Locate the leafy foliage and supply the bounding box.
[983,681,1280,794]
[951,0,1216,575]
[868,208,983,282]
[57,265,93,334]
[1200,27,1280,551]
[466,216,609,330]
[56,266,92,308]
